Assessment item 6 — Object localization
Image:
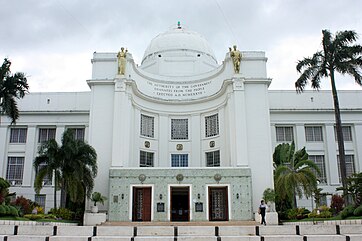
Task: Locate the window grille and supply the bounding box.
[305,126,323,142]
[206,150,220,167]
[10,128,27,143]
[68,128,85,141]
[6,157,24,186]
[337,155,355,182]
[276,126,294,142]
[309,155,327,183]
[205,114,219,137]
[171,154,188,167]
[140,151,154,167]
[171,119,188,140]
[140,114,154,138]
[38,128,56,143]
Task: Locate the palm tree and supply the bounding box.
[295,30,362,196]
[273,142,320,208]
[34,129,97,209]
[59,130,97,206]
[0,58,29,124]
[34,139,61,209]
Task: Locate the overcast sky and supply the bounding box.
[1,0,361,92]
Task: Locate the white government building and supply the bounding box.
[1,24,362,222]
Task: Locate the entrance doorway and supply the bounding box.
[170,186,190,221]
[209,187,228,221]
[132,187,151,221]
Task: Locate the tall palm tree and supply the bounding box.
[295,30,362,196]
[274,142,320,208]
[34,129,97,209]
[0,58,29,124]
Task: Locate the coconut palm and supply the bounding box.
[0,58,29,124]
[34,129,97,209]
[295,30,362,195]
[274,141,320,208]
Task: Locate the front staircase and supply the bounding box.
[1,222,362,240]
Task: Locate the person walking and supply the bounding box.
[258,199,268,225]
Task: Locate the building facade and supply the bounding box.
[0,25,361,221]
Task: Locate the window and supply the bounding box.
[337,155,355,181]
[38,128,56,143]
[35,194,46,209]
[6,157,24,186]
[305,126,323,142]
[68,128,85,141]
[171,119,188,140]
[10,128,27,143]
[335,126,352,142]
[36,163,53,185]
[171,154,188,167]
[206,150,220,167]
[276,126,294,142]
[140,114,154,138]
[140,151,154,167]
[205,114,219,137]
[309,155,327,183]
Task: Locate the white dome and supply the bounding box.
[142,27,217,64]
[140,26,218,77]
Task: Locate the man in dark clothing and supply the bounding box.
[259,199,268,225]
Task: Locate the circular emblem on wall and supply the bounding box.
[176,174,184,182]
[144,141,150,148]
[138,174,146,183]
[214,173,222,182]
[176,144,183,150]
[209,141,215,148]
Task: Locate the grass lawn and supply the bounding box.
[286,214,362,222]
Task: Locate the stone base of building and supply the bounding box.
[83,212,107,226]
[254,212,279,225]
[109,167,252,222]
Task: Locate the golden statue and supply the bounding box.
[229,45,241,73]
[117,47,128,75]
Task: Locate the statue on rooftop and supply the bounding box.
[117,47,128,75]
[229,45,241,74]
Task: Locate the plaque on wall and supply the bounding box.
[195,202,203,212]
[157,202,165,212]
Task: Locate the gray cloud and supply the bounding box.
[1,0,361,92]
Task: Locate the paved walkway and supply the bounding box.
[103,220,259,226]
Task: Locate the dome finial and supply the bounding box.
[177,21,181,29]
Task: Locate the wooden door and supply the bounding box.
[209,187,228,221]
[132,187,151,221]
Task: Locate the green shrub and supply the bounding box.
[287,208,310,220]
[353,205,362,216]
[49,208,74,220]
[319,210,332,218]
[341,205,355,219]
[3,205,10,215]
[0,205,6,216]
[8,206,19,217]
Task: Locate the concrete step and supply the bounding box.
[261,235,303,241]
[303,235,346,241]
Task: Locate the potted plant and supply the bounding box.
[90,192,107,213]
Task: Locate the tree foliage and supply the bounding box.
[0,58,29,124]
[337,172,362,207]
[273,141,320,208]
[295,30,362,197]
[34,129,98,209]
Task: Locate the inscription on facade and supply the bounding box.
[145,80,214,100]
